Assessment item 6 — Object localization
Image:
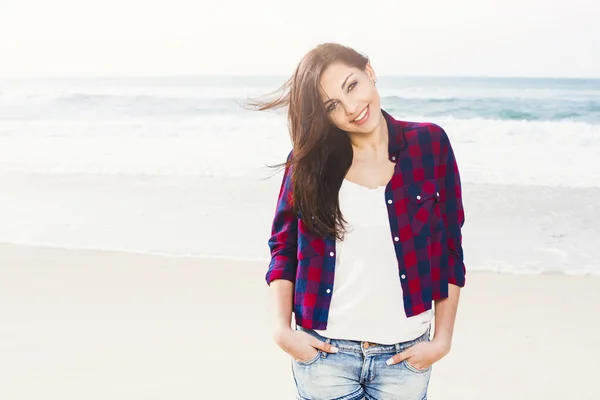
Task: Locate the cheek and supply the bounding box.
[331,113,347,127]
[362,83,379,101]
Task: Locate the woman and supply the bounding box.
[253,43,466,400]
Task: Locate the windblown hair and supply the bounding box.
[247,43,370,240]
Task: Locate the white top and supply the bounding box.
[313,179,433,345]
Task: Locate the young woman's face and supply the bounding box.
[318,62,381,134]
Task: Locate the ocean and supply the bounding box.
[0,76,599,275]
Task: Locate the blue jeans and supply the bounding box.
[292,325,432,400]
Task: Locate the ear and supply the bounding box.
[364,62,377,83]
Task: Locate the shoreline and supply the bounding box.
[1,242,599,277]
[2,172,599,277]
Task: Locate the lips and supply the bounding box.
[352,105,370,125]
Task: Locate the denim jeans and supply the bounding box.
[291,325,432,400]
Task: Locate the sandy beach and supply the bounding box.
[1,242,598,399]
[1,12,599,400]
[1,77,599,399]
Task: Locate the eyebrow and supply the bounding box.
[341,73,353,90]
[323,73,354,106]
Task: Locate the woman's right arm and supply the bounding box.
[265,151,298,287]
[265,151,298,336]
[265,152,339,359]
[268,279,294,336]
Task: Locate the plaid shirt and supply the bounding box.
[265,110,466,330]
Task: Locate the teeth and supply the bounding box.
[354,107,368,122]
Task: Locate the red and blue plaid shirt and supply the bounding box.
[265,110,466,330]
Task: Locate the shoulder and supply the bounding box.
[383,110,449,151]
[399,121,448,145]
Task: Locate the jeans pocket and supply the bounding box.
[403,359,432,374]
[292,349,321,366]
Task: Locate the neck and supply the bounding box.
[347,111,389,160]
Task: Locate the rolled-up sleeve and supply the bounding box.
[265,151,298,285]
[439,128,466,287]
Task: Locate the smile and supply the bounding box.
[352,105,370,125]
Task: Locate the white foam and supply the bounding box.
[434,116,600,188]
[1,115,598,187]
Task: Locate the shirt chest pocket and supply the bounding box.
[404,179,444,236]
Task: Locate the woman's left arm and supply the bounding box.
[432,126,466,352]
[439,126,466,288]
[431,284,461,355]
[385,285,461,368]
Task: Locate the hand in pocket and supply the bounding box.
[274,329,339,362]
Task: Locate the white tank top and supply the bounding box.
[313,179,433,345]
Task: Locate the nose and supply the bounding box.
[343,101,359,116]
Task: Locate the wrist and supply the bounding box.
[272,325,294,345]
[431,337,452,356]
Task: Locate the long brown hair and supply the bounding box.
[247,43,370,240]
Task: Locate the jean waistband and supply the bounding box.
[296,324,431,355]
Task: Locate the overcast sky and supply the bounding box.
[0,0,598,78]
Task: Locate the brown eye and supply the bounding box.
[327,102,337,112]
[348,81,357,91]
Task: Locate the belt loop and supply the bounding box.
[394,342,401,353]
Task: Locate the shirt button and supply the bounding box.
[391,156,396,161]
[401,274,406,279]
[416,195,421,200]
[387,199,392,204]
[436,192,440,196]
[394,237,399,242]
[326,289,331,294]
[329,252,334,257]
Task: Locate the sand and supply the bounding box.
[0,243,599,399]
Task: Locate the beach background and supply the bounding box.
[0,75,599,399]
[1,76,599,274]
[2,0,600,397]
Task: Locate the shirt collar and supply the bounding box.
[381,108,406,153]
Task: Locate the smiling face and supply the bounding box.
[319,62,382,134]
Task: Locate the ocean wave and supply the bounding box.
[0,116,599,188]
[1,83,599,123]
[36,94,600,123]
[380,96,600,123]
[53,93,239,115]
[497,109,538,120]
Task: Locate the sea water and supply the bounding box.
[0,76,598,275]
